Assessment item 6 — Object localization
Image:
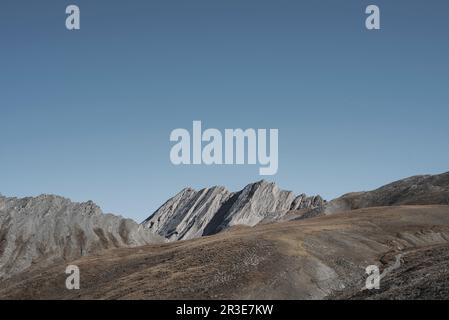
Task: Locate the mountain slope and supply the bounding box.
[0,194,162,280]
[2,205,449,299]
[142,180,324,241]
[326,171,449,214]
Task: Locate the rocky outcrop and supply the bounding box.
[325,171,449,214]
[291,194,325,210]
[142,180,325,241]
[142,187,233,241]
[0,194,161,280]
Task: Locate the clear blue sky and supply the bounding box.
[1,0,448,222]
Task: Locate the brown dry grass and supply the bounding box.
[1,205,449,300]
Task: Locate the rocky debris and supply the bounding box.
[142,180,325,241]
[0,194,162,280]
[333,243,449,300]
[325,171,449,214]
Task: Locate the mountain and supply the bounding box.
[3,205,449,299]
[0,194,162,280]
[141,180,325,241]
[2,171,449,299]
[325,171,449,214]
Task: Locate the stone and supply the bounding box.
[0,194,162,280]
[142,180,324,241]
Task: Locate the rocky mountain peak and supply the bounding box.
[0,194,162,280]
[142,181,324,241]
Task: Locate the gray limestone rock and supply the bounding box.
[0,194,161,280]
[142,180,324,241]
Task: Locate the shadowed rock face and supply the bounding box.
[141,180,325,241]
[326,172,449,214]
[0,195,162,280]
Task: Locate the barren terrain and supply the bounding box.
[1,205,448,300]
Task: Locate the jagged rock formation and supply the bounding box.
[142,180,325,241]
[0,194,161,280]
[325,171,449,214]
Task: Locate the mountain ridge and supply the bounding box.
[325,171,449,214]
[0,194,162,280]
[141,180,325,241]
[2,171,449,283]
[3,205,449,299]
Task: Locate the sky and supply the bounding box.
[1,0,448,222]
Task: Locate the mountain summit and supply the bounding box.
[142,180,324,241]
